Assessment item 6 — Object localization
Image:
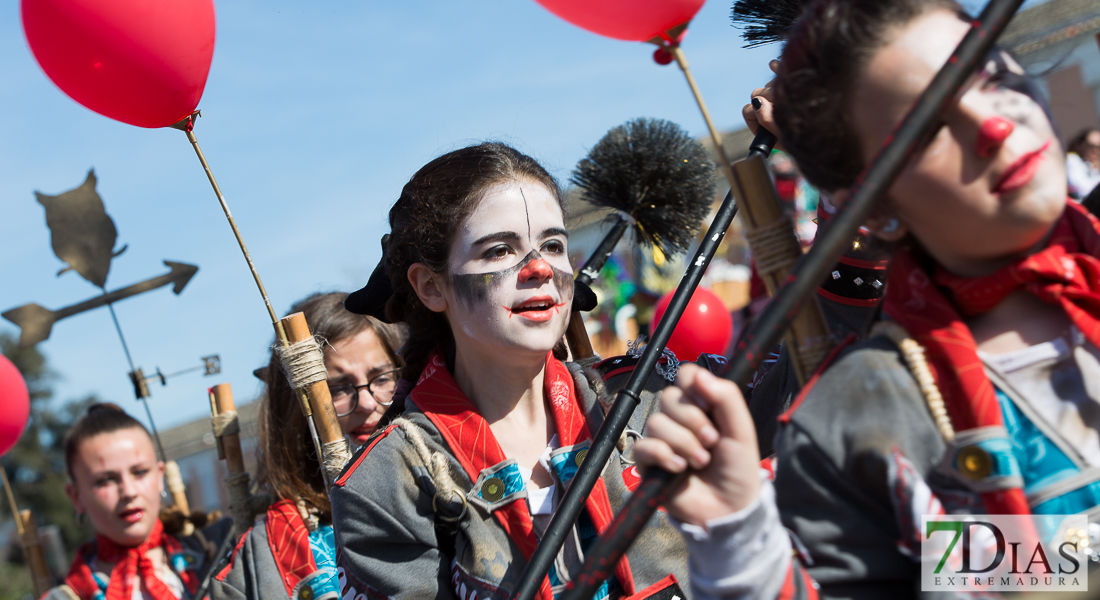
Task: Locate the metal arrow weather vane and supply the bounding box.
[0,169,212,460]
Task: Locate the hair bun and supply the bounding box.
[86,402,126,416]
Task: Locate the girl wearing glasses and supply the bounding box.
[210,292,404,600]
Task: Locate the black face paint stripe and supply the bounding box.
[450,250,574,309]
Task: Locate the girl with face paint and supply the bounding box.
[631,0,1100,598]
[330,143,691,599]
[42,404,228,600]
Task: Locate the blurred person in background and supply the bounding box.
[1066,127,1100,200]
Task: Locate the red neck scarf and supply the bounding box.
[883,200,1100,515]
[63,519,198,600]
[409,351,636,600]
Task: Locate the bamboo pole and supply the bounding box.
[163,460,193,536]
[3,470,54,595]
[668,45,738,191]
[170,113,323,458]
[279,313,346,474]
[733,156,833,382]
[210,384,247,482]
[19,510,53,596]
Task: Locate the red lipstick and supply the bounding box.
[993,141,1050,195]
[507,296,564,323]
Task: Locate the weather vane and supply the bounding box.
[0,169,216,460]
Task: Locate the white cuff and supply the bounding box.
[672,470,792,600]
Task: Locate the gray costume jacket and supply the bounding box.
[772,334,1100,599]
[330,352,700,600]
[210,500,337,600]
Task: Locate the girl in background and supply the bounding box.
[210,292,403,600]
[44,403,225,600]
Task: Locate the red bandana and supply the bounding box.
[62,519,198,600]
[409,351,636,600]
[883,200,1100,515]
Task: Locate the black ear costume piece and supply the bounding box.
[571,280,597,313]
[345,234,394,321]
[730,0,812,48]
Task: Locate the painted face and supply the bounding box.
[851,10,1066,276]
[65,428,163,547]
[443,180,573,359]
[326,328,395,446]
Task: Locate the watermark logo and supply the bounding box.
[921,515,1091,592]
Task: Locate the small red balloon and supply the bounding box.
[533,0,705,42]
[22,0,216,129]
[0,354,30,457]
[651,287,733,361]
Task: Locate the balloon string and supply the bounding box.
[181,123,279,327]
[1,468,23,536]
[668,45,738,191]
[177,113,323,462]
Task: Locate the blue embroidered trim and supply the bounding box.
[548,446,586,485]
[997,390,1100,515]
[546,444,617,599]
[303,525,340,600]
[91,571,109,600]
[478,462,526,503]
[168,550,198,575]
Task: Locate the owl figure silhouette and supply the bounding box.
[36,169,127,289]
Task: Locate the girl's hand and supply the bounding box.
[741,60,784,149]
[633,364,762,527]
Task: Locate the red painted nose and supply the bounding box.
[977,116,1014,159]
[518,259,553,282]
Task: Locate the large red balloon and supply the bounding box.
[533,0,705,42]
[651,287,733,361]
[0,355,30,458]
[22,0,216,129]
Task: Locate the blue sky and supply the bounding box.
[0,0,1036,432]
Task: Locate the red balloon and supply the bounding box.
[651,287,733,361]
[0,354,30,457]
[22,0,216,129]
[533,0,705,42]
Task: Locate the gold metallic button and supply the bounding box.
[957,445,993,480]
[482,476,505,502]
[298,587,314,600]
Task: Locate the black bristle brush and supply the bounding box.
[571,117,715,286]
[730,0,812,48]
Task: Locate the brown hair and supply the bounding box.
[775,0,964,192]
[384,142,564,382]
[256,292,404,521]
[1068,128,1100,157]
[63,403,153,480]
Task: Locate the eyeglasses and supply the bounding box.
[327,367,401,417]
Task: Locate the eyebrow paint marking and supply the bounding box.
[519,186,533,246]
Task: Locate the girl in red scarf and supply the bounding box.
[329,143,691,600]
[42,404,223,600]
[633,0,1100,598]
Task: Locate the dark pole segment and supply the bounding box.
[576,217,630,286]
[562,470,686,600]
[558,1,1024,595]
[512,148,755,598]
